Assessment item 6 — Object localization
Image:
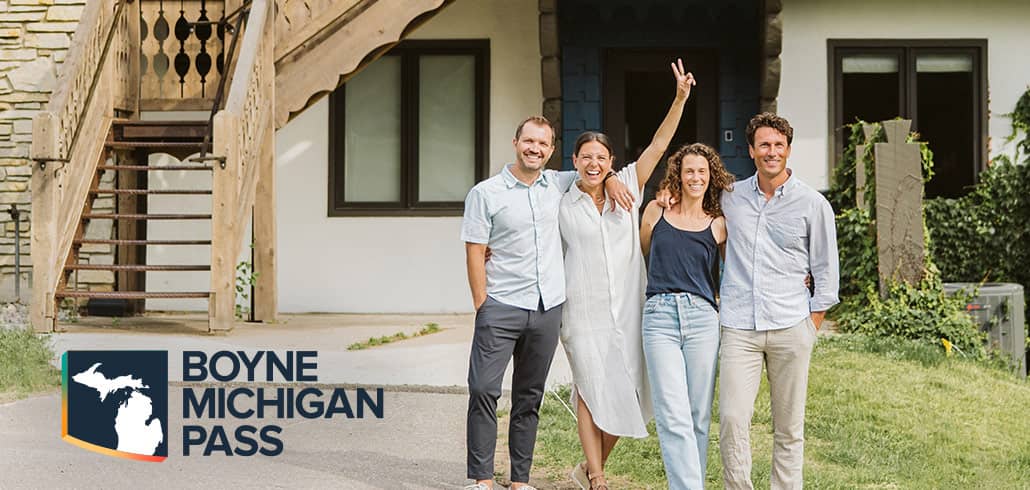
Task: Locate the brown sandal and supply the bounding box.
[588,471,609,490]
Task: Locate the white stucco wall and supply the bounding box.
[779,0,1030,190]
[276,0,541,312]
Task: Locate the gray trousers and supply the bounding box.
[466,296,562,483]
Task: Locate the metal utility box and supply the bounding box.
[943,282,1026,377]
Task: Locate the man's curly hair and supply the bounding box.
[660,143,735,217]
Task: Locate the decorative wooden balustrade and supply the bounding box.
[210,0,275,331]
[30,0,133,331]
[139,0,230,110]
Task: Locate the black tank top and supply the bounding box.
[645,211,719,308]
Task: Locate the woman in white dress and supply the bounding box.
[558,59,695,490]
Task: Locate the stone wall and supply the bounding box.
[0,0,115,302]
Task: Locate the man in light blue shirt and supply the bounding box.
[460,116,633,490]
[719,113,840,490]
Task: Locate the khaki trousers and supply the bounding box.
[719,317,817,490]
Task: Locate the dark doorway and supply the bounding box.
[603,48,718,203]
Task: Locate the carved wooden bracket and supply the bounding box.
[273,0,454,129]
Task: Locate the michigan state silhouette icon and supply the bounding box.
[62,351,168,462]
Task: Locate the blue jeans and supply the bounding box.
[642,293,720,490]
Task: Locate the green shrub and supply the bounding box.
[826,119,996,360]
[0,328,60,397]
[836,278,986,358]
[835,207,878,299]
[924,87,1030,349]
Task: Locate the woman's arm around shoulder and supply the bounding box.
[640,200,664,255]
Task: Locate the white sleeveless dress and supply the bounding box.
[558,163,652,438]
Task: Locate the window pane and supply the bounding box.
[841,54,901,150]
[842,54,899,74]
[917,54,973,73]
[344,56,401,202]
[916,53,975,198]
[418,55,476,202]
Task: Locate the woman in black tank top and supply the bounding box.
[638,143,735,489]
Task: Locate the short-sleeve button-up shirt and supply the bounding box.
[461,165,576,311]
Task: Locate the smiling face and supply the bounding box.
[573,140,614,188]
[679,153,710,200]
[748,126,791,181]
[512,121,555,174]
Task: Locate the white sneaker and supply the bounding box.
[463,484,491,490]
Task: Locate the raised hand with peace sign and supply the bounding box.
[672,57,697,102]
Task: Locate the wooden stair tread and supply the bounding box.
[105,141,209,149]
[110,119,208,142]
[75,239,212,245]
[66,264,211,271]
[112,119,207,126]
[55,290,210,299]
[90,189,212,195]
[82,213,211,220]
[98,165,213,171]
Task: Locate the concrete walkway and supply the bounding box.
[44,313,574,388]
[0,313,577,489]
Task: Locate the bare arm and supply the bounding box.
[712,216,727,261]
[635,58,695,191]
[465,242,488,310]
[640,200,663,255]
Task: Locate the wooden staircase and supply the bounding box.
[55,120,214,309]
[29,0,456,332]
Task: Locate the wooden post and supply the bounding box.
[209,111,239,332]
[29,113,60,332]
[253,123,277,322]
[125,3,141,114]
[253,13,277,323]
[874,119,925,288]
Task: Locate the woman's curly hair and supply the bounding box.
[660,143,735,217]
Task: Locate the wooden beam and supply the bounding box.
[209,111,239,332]
[253,121,277,322]
[275,0,364,62]
[30,114,59,332]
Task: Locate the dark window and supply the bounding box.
[329,40,489,216]
[829,40,987,198]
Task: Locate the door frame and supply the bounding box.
[602,47,720,166]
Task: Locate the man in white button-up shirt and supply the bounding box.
[719,113,840,490]
[460,116,633,489]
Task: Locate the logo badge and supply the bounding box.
[62,351,168,462]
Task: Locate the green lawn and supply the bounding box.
[534,334,1030,489]
[0,328,60,403]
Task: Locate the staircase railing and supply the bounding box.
[29,0,133,331]
[209,0,273,331]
